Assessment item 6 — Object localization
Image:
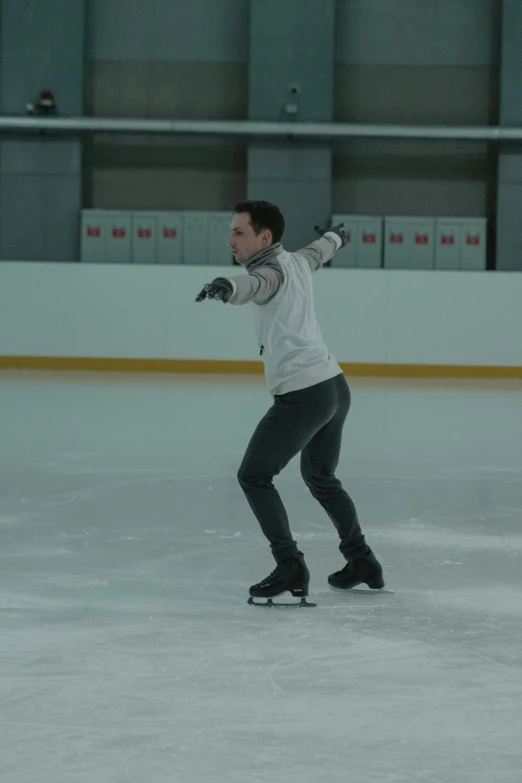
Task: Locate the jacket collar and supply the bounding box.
[242,243,283,270]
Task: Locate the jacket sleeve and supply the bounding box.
[297,232,343,272]
[225,261,285,306]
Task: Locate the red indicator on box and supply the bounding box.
[87,227,100,237]
[390,233,403,244]
[441,235,455,245]
[163,228,177,239]
[138,229,151,239]
[112,228,126,238]
[466,235,480,246]
[363,233,376,244]
[415,234,429,245]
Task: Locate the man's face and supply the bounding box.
[228,212,272,264]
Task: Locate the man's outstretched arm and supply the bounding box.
[298,223,347,272]
[195,262,284,306]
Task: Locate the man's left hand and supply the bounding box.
[314,223,348,247]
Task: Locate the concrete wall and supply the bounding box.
[0,0,85,262]
[1,263,521,369]
[84,0,500,218]
[335,0,498,67]
[88,0,497,66]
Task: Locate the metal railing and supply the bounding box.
[1,115,522,141]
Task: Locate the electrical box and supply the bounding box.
[436,218,487,271]
[157,211,184,264]
[81,210,107,263]
[461,220,487,270]
[132,213,158,264]
[332,215,382,268]
[81,209,132,264]
[435,221,460,270]
[384,217,435,269]
[105,211,132,264]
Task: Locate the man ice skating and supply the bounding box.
[195,201,384,606]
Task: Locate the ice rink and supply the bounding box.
[1,370,521,783]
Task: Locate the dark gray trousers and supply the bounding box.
[237,373,367,563]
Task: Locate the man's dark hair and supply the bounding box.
[234,200,285,244]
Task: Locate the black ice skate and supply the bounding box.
[328,550,385,591]
[248,553,317,607]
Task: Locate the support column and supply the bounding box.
[247,0,335,250]
[0,0,85,262]
[496,0,522,270]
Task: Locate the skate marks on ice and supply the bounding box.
[1,380,522,781]
[373,523,522,557]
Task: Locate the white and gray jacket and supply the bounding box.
[224,232,344,396]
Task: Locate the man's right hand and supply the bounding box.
[195,277,234,303]
[314,223,348,247]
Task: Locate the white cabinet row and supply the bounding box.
[332,215,487,270]
[81,210,234,265]
[81,210,487,270]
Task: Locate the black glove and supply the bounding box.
[195,277,234,303]
[314,222,348,247]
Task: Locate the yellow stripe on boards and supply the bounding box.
[1,356,522,379]
[339,363,522,379]
[0,357,262,374]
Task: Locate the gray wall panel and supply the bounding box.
[335,0,499,66]
[333,175,488,218]
[41,177,82,261]
[332,139,491,219]
[335,66,497,124]
[249,0,335,122]
[0,0,85,113]
[0,1,84,262]
[0,142,81,176]
[498,147,522,183]
[496,1,522,270]
[248,0,334,250]
[332,64,495,218]
[499,0,522,124]
[0,174,80,262]
[87,0,248,62]
[0,176,46,260]
[87,0,499,68]
[496,182,522,270]
[86,61,248,211]
[87,62,248,119]
[91,168,245,212]
[247,175,332,252]
[248,145,333,182]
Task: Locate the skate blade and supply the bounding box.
[329,585,394,595]
[248,596,317,608]
[350,587,394,595]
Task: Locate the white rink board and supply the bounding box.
[0,262,522,366]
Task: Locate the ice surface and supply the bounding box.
[1,371,522,782]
